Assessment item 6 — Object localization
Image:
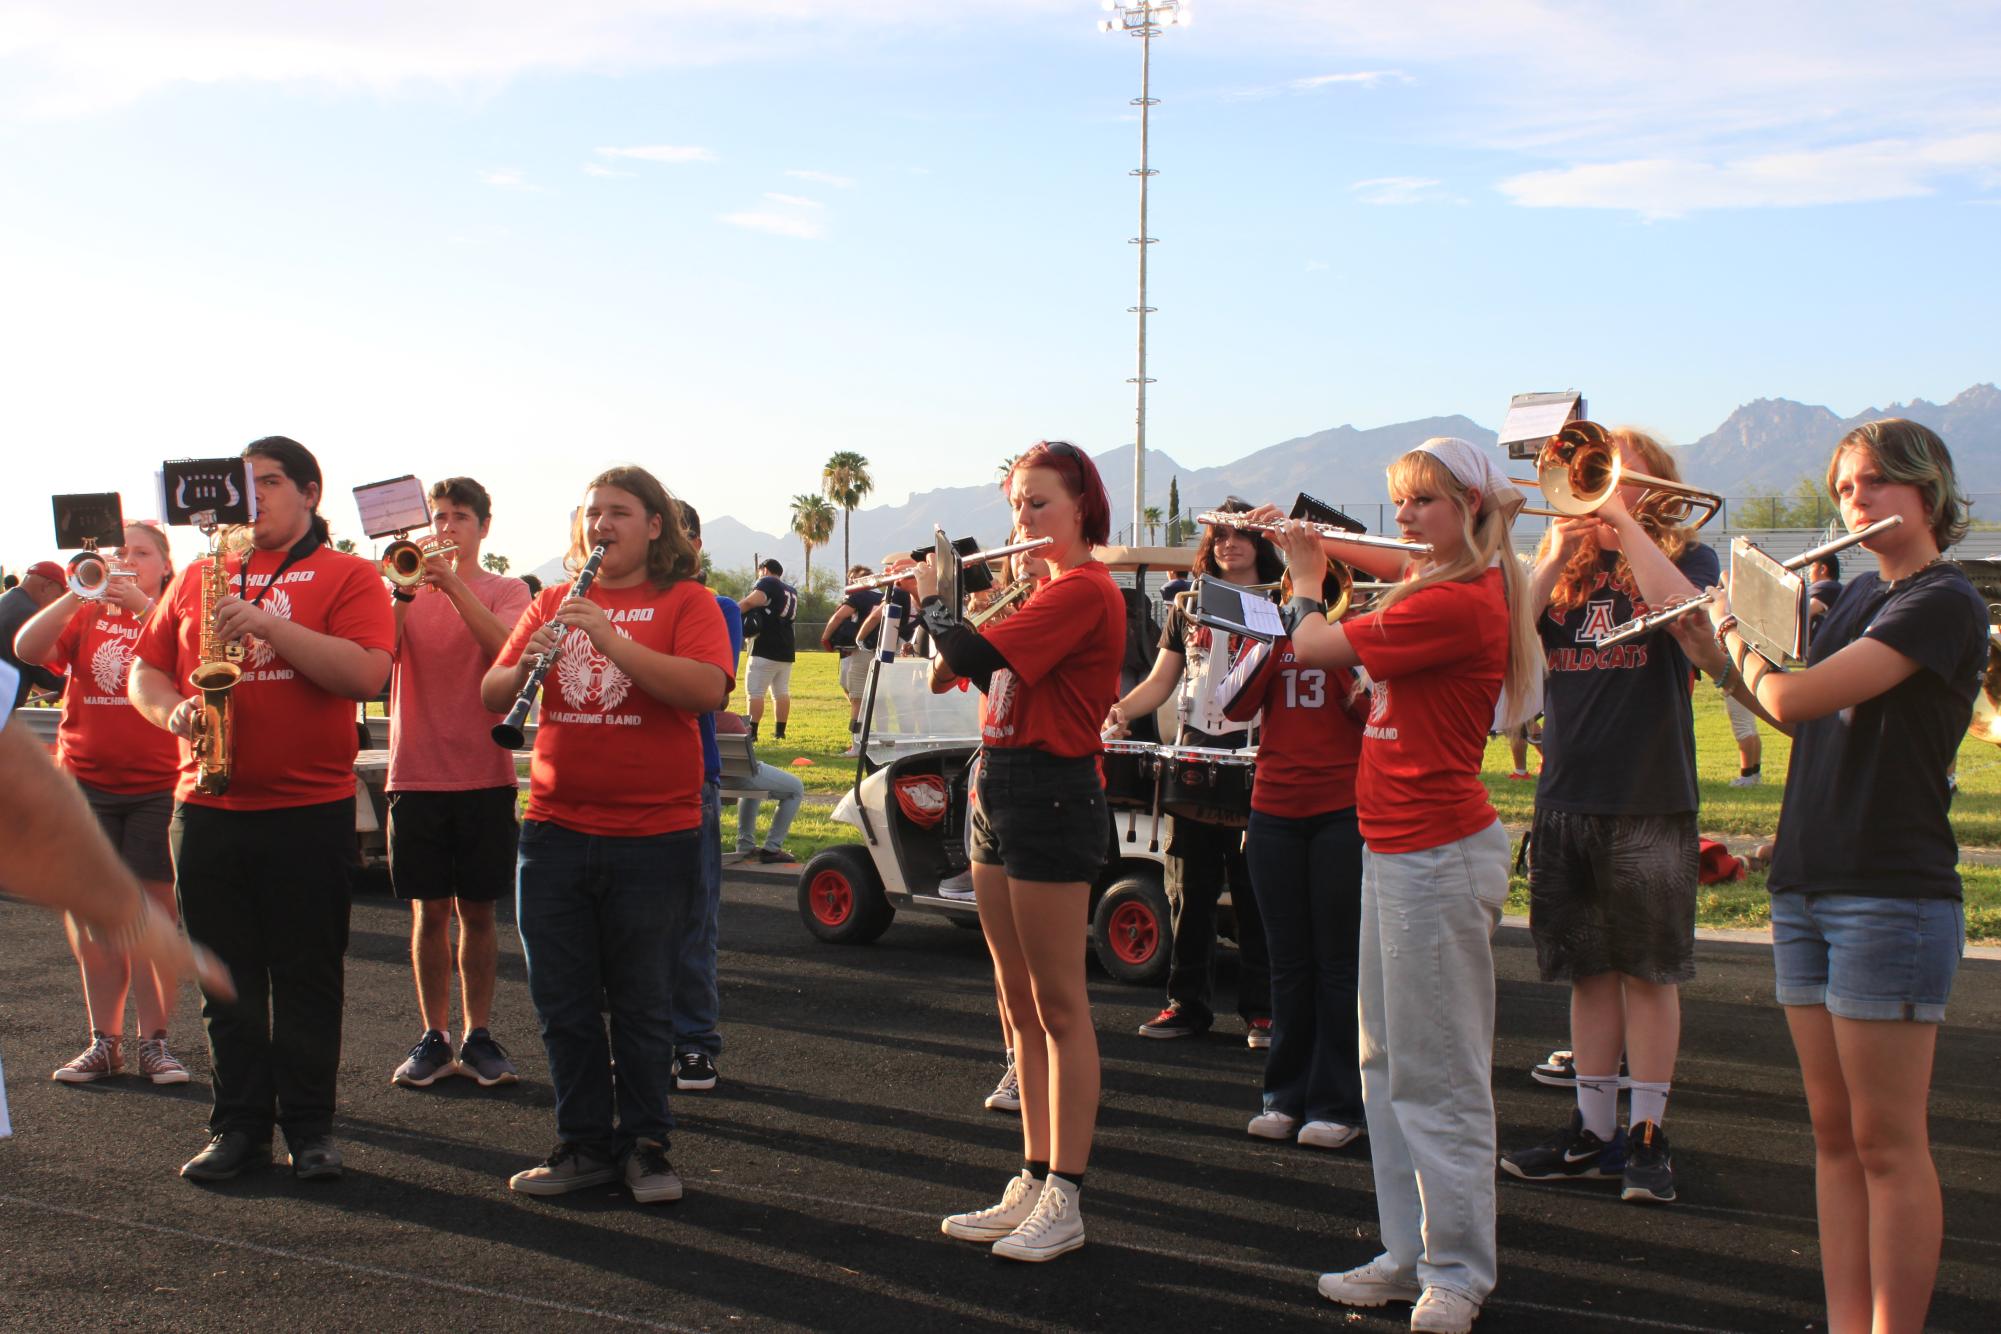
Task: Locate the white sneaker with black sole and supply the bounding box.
[941,1170,1043,1242]
[674,1052,718,1091]
[991,1174,1084,1262]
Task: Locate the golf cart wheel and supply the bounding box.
[798,845,894,945]
[1091,873,1170,986]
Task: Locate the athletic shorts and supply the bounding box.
[1771,891,1963,1022]
[78,781,174,882]
[1723,694,1760,743]
[971,749,1109,885]
[746,657,793,700]
[387,786,521,903]
[1528,807,1699,985]
[838,651,869,697]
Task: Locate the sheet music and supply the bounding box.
[1498,391,1583,449]
[1238,596,1284,641]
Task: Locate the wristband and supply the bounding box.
[392,588,416,603]
[1289,595,1327,619]
[1713,613,1738,652]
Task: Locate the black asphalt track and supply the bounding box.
[2,873,1997,1332]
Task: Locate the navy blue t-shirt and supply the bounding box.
[1770,564,1987,900]
[748,575,798,662]
[701,594,746,785]
[841,588,883,651]
[1534,542,1721,815]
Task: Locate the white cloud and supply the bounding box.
[480,167,535,190]
[786,169,855,189]
[581,162,630,178]
[1292,70,1409,91]
[1351,176,1456,206]
[763,192,823,208]
[719,210,823,240]
[595,144,715,164]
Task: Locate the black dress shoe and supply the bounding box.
[180,1131,270,1182]
[287,1136,344,1182]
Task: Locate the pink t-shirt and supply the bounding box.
[387,569,533,792]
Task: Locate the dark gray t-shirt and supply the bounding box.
[0,587,65,710]
[1534,543,1721,815]
[1770,565,1987,900]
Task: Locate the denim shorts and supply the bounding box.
[971,748,1108,885]
[1770,891,1964,1023]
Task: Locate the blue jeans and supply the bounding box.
[1245,808,1364,1125]
[1771,891,1964,1022]
[517,818,699,1155]
[736,762,804,852]
[675,782,724,1058]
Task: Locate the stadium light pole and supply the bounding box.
[1099,0,1189,546]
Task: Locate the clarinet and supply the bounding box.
[492,543,608,748]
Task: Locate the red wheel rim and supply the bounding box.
[1107,900,1159,965]
[810,869,854,926]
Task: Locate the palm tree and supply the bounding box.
[482,553,511,575]
[996,454,1018,482]
[1143,505,1162,545]
[822,451,874,575]
[790,494,837,600]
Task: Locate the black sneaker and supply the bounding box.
[1500,1110,1627,1181]
[286,1135,344,1182]
[1620,1120,1676,1203]
[459,1029,519,1087]
[758,846,798,865]
[392,1030,459,1087]
[1138,1002,1208,1040]
[675,1051,718,1091]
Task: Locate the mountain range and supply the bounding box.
[531,383,2000,582]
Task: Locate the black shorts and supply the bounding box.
[971,749,1109,885]
[78,781,174,882]
[387,786,521,903]
[1528,808,1699,985]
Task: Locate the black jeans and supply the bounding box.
[170,799,354,1144]
[1164,817,1269,1028]
[1245,807,1364,1124]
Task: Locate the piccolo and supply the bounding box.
[843,537,1053,593]
[1595,516,1904,647]
[1194,511,1433,555]
[492,543,608,748]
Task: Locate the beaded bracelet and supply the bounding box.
[1712,660,1736,694]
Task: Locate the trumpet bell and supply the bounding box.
[382,537,458,587]
[65,552,137,600]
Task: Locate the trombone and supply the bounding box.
[1511,420,1722,530]
[381,534,459,588]
[1194,511,1433,556]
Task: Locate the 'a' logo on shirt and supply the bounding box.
[1576,598,1618,644]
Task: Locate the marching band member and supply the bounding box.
[1672,419,1982,1334]
[1276,438,1540,1332]
[921,441,1124,1262]
[384,478,532,1090]
[483,466,732,1208]
[14,520,190,1085]
[1499,428,1719,1206]
[129,437,394,1184]
[1106,500,1277,1047]
[1212,598,1367,1151]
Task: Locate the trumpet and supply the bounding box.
[381,535,459,588]
[1595,517,1904,648]
[1511,420,1721,530]
[843,537,1053,594]
[1193,511,1433,556]
[66,550,137,600]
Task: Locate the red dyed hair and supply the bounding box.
[1004,440,1112,547]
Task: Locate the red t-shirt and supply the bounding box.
[1221,636,1361,818]
[1343,568,1507,853]
[43,601,180,794]
[496,578,734,837]
[979,561,1126,758]
[133,545,395,810]
[388,570,533,792]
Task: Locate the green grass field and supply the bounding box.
[733,652,2001,942]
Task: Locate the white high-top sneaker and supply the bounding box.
[991,1172,1085,1262]
[941,1170,1043,1242]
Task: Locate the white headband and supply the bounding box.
[1414,437,1526,525]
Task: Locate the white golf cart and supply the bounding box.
[795,546,1240,986]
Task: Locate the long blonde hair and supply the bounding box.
[1537,427,1695,618]
[1376,445,1541,729]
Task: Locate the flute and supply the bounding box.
[491,543,608,748]
[843,537,1053,594]
[1594,516,1903,647]
[1193,511,1433,555]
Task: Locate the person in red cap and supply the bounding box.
[1,561,69,710]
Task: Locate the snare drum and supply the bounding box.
[1158,744,1256,828]
[1101,738,1161,811]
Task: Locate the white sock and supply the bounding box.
[1576,1075,1620,1141]
[1628,1081,1670,1128]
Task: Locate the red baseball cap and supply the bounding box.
[27,561,65,583]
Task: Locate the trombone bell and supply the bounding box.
[1510,420,1721,530]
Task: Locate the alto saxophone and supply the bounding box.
[188,512,246,796]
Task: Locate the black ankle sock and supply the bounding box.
[1049,1170,1084,1191]
[1025,1159,1049,1179]
[774,722,786,739]
[1740,765,1760,777]
[848,718,860,734]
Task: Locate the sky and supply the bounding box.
[3,0,1997,574]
